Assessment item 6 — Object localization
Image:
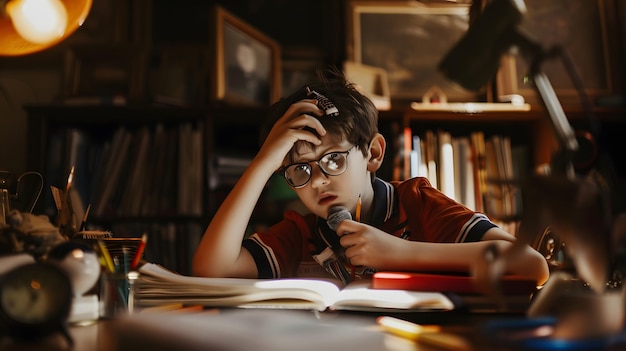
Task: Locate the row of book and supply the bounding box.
[395,127,527,226]
[41,119,259,274]
[43,122,205,221]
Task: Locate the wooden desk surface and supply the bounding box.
[0,310,517,351]
[0,320,117,351]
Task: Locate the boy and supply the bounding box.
[192,69,549,285]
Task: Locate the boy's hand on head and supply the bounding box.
[336,220,407,269]
[255,99,327,171]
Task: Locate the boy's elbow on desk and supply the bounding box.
[472,240,549,286]
[497,242,550,285]
[505,241,550,285]
[482,228,550,285]
[527,246,550,285]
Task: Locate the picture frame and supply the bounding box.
[210,5,281,107]
[152,44,210,106]
[343,61,391,110]
[63,44,147,102]
[346,1,475,106]
[497,0,618,108]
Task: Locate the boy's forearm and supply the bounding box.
[192,159,276,277]
[387,240,549,284]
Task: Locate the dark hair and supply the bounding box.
[260,66,379,160]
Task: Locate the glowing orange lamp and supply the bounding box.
[0,0,92,56]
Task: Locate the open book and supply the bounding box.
[132,263,455,312]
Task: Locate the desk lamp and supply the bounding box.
[0,0,92,56]
[439,0,624,340]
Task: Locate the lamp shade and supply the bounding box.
[0,0,92,56]
[438,0,525,91]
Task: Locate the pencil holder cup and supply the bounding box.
[99,271,136,318]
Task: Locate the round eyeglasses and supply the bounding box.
[280,147,354,188]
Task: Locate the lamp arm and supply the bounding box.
[553,46,601,141]
[532,72,577,177]
[509,29,579,177]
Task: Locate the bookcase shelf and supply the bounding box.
[403,108,548,165]
[382,106,626,230]
[25,103,266,275]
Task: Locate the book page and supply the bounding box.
[330,279,455,311]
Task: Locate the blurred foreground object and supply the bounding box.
[0,210,66,258]
[440,0,625,341]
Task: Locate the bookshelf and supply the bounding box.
[25,103,266,275]
[382,106,626,231]
[388,108,544,230]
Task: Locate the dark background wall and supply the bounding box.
[0,0,344,174]
[2,0,626,176]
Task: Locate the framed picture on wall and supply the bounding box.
[63,44,147,102]
[497,0,619,107]
[210,5,281,107]
[346,1,475,106]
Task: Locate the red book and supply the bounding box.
[372,271,537,295]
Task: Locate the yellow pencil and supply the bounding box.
[97,239,116,273]
[377,316,471,351]
[377,316,441,340]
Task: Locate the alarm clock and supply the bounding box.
[0,262,74,346]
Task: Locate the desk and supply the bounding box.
[0,320,117,351]
[0,310,519,351]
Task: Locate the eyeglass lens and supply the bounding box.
[284,151,349,187]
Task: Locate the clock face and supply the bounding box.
[0,263,72,326]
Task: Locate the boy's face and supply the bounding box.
[287,133,372,219]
